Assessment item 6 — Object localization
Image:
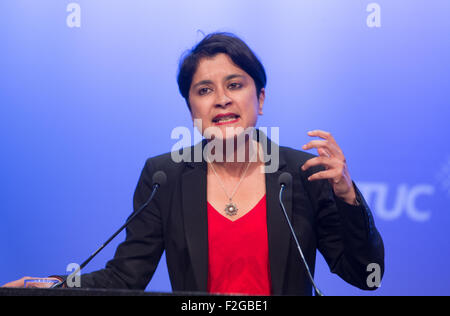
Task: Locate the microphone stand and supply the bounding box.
[279,183,324,296]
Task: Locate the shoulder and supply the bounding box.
[140,144,203,181]
[142,150,187,178]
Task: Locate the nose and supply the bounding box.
[215,88,232,108]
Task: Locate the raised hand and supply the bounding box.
[301,130,358,205]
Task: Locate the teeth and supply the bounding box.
[217,116,237,123]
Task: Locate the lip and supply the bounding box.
[212,112,240,125]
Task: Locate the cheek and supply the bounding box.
[188,97,208,119]
[188,99,211,133]
[240,91,260,117]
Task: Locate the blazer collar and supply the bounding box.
[181,131,291,294]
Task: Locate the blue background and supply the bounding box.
[1,0,449,295]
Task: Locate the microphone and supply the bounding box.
[278,172,324,296]
[51,170,167,289]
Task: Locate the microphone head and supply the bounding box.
[152,171,167,187]
[278,172,292,187]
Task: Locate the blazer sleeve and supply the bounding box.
[304,168,385,291]
[76,158,165,289]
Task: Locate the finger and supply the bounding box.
[302,140,341,156]
[307,130,342,152]
[23,277,60,289]
[307,169,341,182]
[301,156,336,172]
[27,282,55,289]
[2,277,30,288]
[307,130,332,140]
[1,281,19,288]
[302,140,328,151]
[317,147,331,158]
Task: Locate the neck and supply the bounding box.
[207,137,262,177]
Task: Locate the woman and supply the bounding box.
[3,33,384,295]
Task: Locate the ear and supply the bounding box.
[258,88,265,115]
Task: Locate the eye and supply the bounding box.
[198,87,212,95]
[228,82,242,90]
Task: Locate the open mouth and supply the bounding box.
[212,113,240,125]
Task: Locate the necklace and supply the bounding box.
[207,150,257,217]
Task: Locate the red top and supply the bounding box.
[207,195,272,295]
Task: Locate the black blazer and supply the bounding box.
[79,139,384,295]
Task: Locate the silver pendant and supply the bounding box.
[224,202,238,217]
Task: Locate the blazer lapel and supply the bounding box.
[182,154,209,292]
[265,146,292,295]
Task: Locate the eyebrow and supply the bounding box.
[191,74,245,90]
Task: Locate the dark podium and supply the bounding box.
[0,287,201,296]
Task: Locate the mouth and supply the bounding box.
[212,112,240,125]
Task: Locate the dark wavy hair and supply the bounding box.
[177,32,267,110]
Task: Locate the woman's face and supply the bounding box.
[188,53,265,140]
